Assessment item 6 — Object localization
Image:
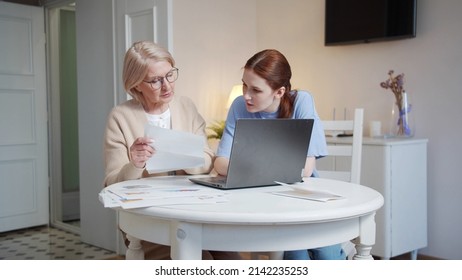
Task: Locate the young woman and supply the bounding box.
[214,49,345,260]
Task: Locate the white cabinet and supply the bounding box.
[317,137,428,259]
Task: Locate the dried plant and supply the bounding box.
[380,70,412,136]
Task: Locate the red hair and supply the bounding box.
[244,49,296,118]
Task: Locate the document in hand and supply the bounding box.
[144,124,205,173]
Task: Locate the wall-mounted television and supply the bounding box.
[325,0,417,46]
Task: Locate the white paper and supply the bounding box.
[144,124,205,173]
[272,189,344,202]
[99,182,229,209]
[118,195,229,209]
[272,181,344,202]
[108,184,222,200]
[99,189,122,208]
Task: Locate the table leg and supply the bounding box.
[410,249,418,260]
[269,251,284,260]
[125,234,144,260]
[353,213,376,260]
[170,221,203,260]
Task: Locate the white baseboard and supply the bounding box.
[62,191,80,221]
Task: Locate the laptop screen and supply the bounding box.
[224,118,314,189]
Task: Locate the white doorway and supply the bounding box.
[46,1,80,234]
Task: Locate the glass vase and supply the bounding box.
[386,91,415,137]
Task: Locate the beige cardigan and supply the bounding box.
[103,96,214,187]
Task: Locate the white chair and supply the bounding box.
[318,108,364,185]
[318,108,364,259]
[250,108,364,260]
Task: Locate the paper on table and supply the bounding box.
[99,183,229,209]
[272,189,344,202]
[99,189,120,208]
[108,184,222,200]
[118,195,228,209]
[272,181,345,202]
[144,124,205,173]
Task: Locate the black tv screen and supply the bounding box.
[325,0,417,46]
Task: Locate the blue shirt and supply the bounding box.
[217,90,328,163]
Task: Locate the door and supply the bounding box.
[114,0,171,102]
[0,2,48,232]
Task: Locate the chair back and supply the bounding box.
[318,108,364,184]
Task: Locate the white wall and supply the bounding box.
[171,0,257,122]
[172,0,462,259]
[257,0,461,260]
[75,0,118,251]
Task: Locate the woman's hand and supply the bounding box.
[130,137,155,168]
[303,156,316,177]
[213,156,229,176]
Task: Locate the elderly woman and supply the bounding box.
[103,41,239,260]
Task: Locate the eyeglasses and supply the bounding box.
[143,67,179,90]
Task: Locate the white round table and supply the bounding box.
[109,176,384,260]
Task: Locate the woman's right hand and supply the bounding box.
[129,137,155,168]
[213,156,229,176]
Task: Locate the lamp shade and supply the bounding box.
[226,84,243,109]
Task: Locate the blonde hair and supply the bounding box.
[122,41,175,101]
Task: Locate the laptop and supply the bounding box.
[189,118,314,189]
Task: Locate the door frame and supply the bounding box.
[45,0,80,234]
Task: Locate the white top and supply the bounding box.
[145,108,171,129]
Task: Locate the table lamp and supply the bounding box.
[226,84,243,109]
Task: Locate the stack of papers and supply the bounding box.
[99,183,229,209]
